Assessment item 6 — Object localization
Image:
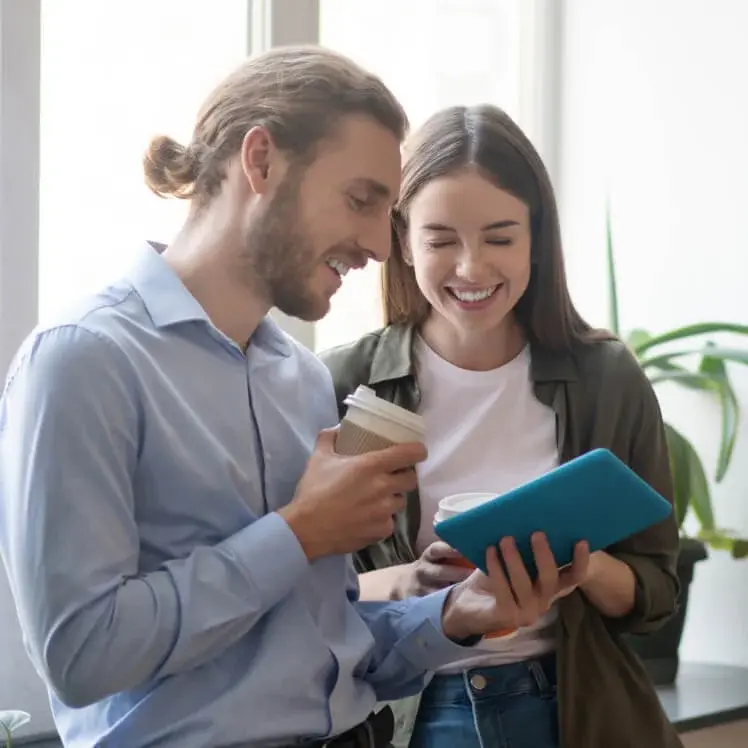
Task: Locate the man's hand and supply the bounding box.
[441,533,591,641]
[394,542,473,599]
[279,428,427,560]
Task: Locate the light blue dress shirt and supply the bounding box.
[0,245,473,748]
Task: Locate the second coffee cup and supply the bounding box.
[435,492,518,640]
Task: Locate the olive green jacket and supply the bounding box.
[320,324,684,748]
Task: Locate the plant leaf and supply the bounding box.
[687,440,715,531]
[648,369,717,389]
[634,323,748,356]
[641,346,748,371]
[733,540,748,559]
[664,424,692,528]
[604,201,620,336]
[0,710,30,735]
[699,348,740,481]
[664,424,715,531]
[697,530,748,559]
[645,359,715,393]
[625,328,651,351]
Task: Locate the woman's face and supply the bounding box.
[405,168,532,341]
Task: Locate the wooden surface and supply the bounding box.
[680,719,748,747]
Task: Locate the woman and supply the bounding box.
[320,105,682,748]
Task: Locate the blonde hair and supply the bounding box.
[143,45,408,205]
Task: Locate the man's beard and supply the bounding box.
[243,173,328,322]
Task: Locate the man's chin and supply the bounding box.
[277,297,331,324]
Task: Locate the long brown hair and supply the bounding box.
[142,46,408,207]
[383,104,605,351]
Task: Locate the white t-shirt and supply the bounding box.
[415,337,560,670]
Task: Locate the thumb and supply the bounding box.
[315,426,340,454]
[423,541,462,563]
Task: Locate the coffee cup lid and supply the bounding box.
[438,492,496,516]
[343,385,425,435]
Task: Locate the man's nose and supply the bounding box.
[361,216,394,264]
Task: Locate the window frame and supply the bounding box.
[0,0,561,369]
[0,0,561,736]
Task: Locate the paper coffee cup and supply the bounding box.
[435,492,518,641]
[433,493,496,569]
[434,492,497,523]
[335,385,426,456]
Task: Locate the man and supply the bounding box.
[0,47,585,747]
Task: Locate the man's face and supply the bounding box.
[244,115,401,322]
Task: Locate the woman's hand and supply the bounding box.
[395,541,474,599]
[442,532,591,641]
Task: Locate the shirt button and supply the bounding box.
[469,674,487,691]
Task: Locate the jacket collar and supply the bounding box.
[127,241,290,358]
[368,323,579,385]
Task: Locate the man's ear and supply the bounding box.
[240,126,287,195]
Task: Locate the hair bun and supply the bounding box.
[143,135,199,199]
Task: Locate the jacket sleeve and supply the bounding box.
[318,334,420,571]
[604,348,681,635]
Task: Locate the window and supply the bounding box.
[38,0,249,321]
[314,0,524,352]
[1,3,554,737]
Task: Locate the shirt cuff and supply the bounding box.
[395,587,482,672]
[226,511,310,610]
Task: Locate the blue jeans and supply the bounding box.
[409,654,559,748]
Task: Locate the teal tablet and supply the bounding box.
[433,448,672,578]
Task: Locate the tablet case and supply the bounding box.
[433,448,673,577]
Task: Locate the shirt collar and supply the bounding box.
[368,323,579,385]
[126,241,291,358]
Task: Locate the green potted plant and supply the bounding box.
[605,209,748,685]
[0,710,30,747]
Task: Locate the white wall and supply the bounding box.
[559,0,748,664]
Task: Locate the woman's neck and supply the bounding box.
[419,314,527,371]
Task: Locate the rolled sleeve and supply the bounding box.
[605,352,680,634]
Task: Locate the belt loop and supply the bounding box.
[527,658,551,697]
[362,719,375,748]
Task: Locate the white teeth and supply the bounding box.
[326,259,351,278]
[450,285,498,303]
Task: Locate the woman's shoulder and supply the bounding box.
[318,325,416,412]
[572,337,650,391]
[317,327,388,390]
[567,337,659,421]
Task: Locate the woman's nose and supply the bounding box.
[455,246,488,281]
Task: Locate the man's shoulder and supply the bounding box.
[283,331,335,386]
[38,279,145,342]
[4,282,145,391]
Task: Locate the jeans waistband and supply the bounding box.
[423,653,557,704]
